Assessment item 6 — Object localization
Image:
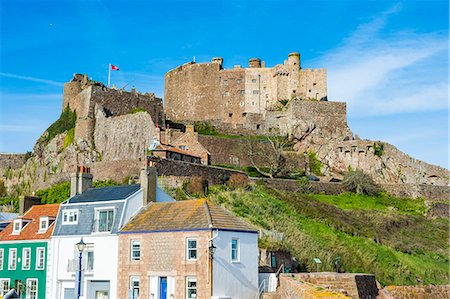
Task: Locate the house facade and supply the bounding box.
[48,165,174,299]
[118,199,259,299]
[0,204,59,299]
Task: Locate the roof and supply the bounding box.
[0,212,18,222]
[153,144,201,158]
[121,199,257,233]
[67,184,140,204]
[0,204,60,241]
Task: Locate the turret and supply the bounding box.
[212,57,223,67]
[248,58,261,68]
[287,52,301,70]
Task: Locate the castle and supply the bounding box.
[164,52,338,136]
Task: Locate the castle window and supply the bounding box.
[251,79,257,83]
[256,124,261,130]
[313,83,317,86]
[229,113,233,118]
[293,90,296,93]
[223,80,228,85]
[240,90,245,95]
[263,86,266,90]
[252,90,259,95]
[308,89,311,93]
[266,94,269,98]
[179,145,187,150]
[223,91,229,96]
[252,102,256,106]
[236,79,241,84]
[242,113,247,117]
[239,101,244,106]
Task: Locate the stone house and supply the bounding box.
[152,144,202,164]
[117,199,259,299]
[48,165,174,299]
[0,204,60,299]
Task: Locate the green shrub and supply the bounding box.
[308,151,322,176]
[193,122,218,135]
[39,106,76,145]
[130,107,147,114]
[374,142,384,157]
[244,166,267,177]
[342,169,381,196]
[63,128,75,149]
[35,182,70,204]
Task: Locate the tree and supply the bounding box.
[342,169,381,196]
[246,136,293,179]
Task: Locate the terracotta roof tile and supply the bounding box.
[0,204,60,241]
[154,144,201,158]
[121,199,256,233]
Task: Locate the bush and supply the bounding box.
[227,174,249,189]
[244,166,267,178]
[342,169,381,196]
[297,177,312,194]
[39,106,76,145]
[193,122,218,135]
[183,177,208,196]
[130,107,147,114]
[35,182,70,204]
[374,142,384,157]
[308,151,323,176]
[63,128,75,149]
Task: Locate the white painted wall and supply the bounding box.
[49,235,118,299]
[212,230,259,299]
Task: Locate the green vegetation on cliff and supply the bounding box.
[202,184,448,286]
[39,106,76,145]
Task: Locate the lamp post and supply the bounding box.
[76,238,87,299]
[208,242,216,260]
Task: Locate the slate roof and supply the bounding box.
[0,212,18,221]
[153,144,201,158]
[67,184,140,203]
[0,204,59,241]
[120,199,257,233]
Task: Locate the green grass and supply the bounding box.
[206,184,449,286]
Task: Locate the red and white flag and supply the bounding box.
[111,64,119,71]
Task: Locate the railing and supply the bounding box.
[254,279,267,299]
[255,264,285,299]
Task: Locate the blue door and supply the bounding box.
[159,277,167,299]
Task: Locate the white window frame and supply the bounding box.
[186,277,197,299]
[35,247,45,270]
[0,278,10,297]
[231,238,240,262]
[22,247,31,270]
[86,247,94,272]
[39,216,49,232]
[94,207,115,233]
[12,219,22,234]
[129,276,140,299]
[131,240,141,261]
[8,248,16,270]
[0,249,3,270]
[26,278,38,299]
[62,209,78,225]
[186,238,197,261]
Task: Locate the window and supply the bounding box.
[39,217,49,232]
[131,240,140,261]
[0,249,3,270]
[240,90,245,95]
[8,248,16,270]
[36,247,45,270]
[87,250,94,272]
[96,209,114,232]
[253,90,259,95]
[252,102,256,106]
[231,238,239,262]
[186,238,197,261]
[251,79,257,83]
[186,277,197,299]
[22,248,31,270]
[62,209,78,225]
[228,113,233,118]
[13,220,22,234]
[0,279,9,297]
[179,145,187,150]
[239,101,244,107]
[223,79,228,85]
[236,79,241,84]
[130,276,139,299]
[26,279,38,299]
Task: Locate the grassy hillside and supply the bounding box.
[205,184,449,286]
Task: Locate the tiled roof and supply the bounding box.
[154,144,201,158]
[68,184,140,203]
[121,199,257,233]
[0,204,60,241]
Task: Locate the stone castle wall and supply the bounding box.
[380,285,450,299]
[0,154,27,170]
[164,53,329,136]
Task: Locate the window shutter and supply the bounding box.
[149,276,158,297]
[167,277,175,297]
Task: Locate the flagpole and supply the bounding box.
[107,63,111,87]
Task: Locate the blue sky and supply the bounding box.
[0,0,448,168]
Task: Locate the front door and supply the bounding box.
[159,277,167,299]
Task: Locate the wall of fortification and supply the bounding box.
[219,68,246,124]
[0,154,27,170]
[381,285,450,299]
[276,275,350,299]
[94,111,156,161]
[164,62,221,123]
[298,68,327,100]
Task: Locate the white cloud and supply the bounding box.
[0,72,64,87]
[315,5,448,117]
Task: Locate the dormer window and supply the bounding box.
[39,217,49,232]
[94,208,115,233]
[12,219,29,235]
[62,209,78,225]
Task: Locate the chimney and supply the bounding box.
[185,124,195,135]
[19,195,42,215]
[165,128,172,145]
[140,159,157,206]
[70,166,93,197]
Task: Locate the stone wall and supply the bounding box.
[0,154,26,170]
[275,274,351,299]
[94,111,156,161]
[381,285,450,299]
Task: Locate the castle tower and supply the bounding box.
[287,52,301,70]
[248,58,261,68]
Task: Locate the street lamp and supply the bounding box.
[76,238,87,299]
[208,242,216,259]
